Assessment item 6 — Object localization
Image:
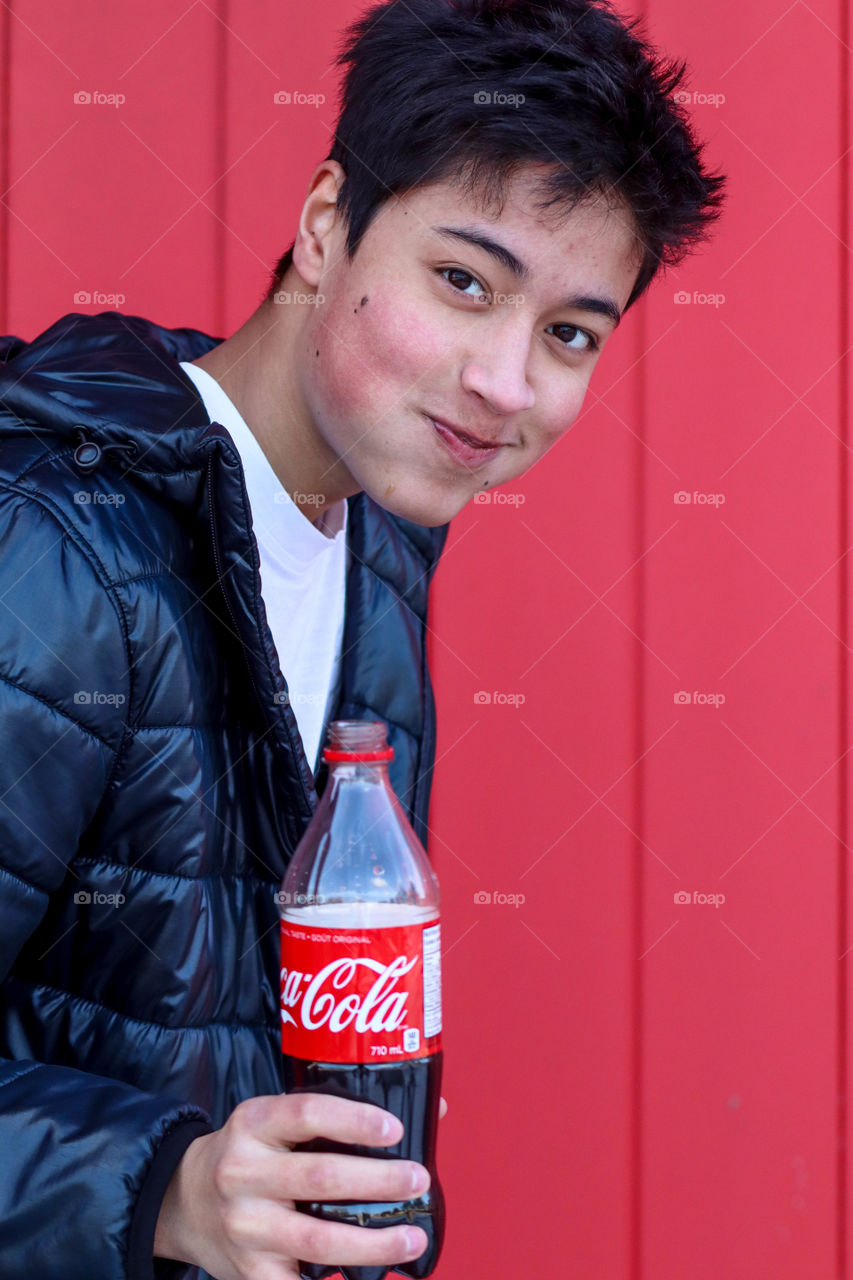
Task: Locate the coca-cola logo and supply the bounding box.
[281,954,418,1035]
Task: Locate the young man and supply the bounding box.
[0,0,725,1276]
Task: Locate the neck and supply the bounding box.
[190,293,359,526]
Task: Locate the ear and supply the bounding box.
[291,161,347,287]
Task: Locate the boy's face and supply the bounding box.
[291,162,642,527]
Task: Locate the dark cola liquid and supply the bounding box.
[282,1052,444,1280]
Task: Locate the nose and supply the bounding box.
[459,323,536,416]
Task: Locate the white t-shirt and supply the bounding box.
[179,360,349,774]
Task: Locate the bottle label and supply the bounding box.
[280,917,442,1063]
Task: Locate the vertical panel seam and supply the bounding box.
[632,2,648,1267]
[837,0,849,1273]
[0,1,11,335]
[215,0,228,335]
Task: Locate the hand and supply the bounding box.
[154,1091,447,1279]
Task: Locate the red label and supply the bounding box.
[280,917,442,1064]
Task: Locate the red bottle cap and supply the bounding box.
[322,746,395,763]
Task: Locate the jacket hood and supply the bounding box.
[0,309,222,475]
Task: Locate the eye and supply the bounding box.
[437,266,489,301]
[547,323,600,355]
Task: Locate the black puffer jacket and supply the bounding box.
[0,311,448,1280]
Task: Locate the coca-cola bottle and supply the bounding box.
[279,719,444,1280]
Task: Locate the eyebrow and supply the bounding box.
[431,223,622,329]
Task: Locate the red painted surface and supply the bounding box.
[0,2,848,1277]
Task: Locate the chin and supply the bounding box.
[366,483,467,528]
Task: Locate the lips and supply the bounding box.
[426,414,507,469]
[429,415,503,449]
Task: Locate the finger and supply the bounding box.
[439,1096,448,1120]
[246,1149,430,1203]
[293,1217,429,1267]
[233,1201,429,1268]
[241,1093,405,1149]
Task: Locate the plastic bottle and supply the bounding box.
[279,718,444,1280]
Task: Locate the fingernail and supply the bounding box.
[405,1228,426,1258]
[381,1114,402,1141]
[410,1166,429,1194]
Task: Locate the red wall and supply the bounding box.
[1,1,849,1276]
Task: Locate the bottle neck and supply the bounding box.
[322,719,393,766]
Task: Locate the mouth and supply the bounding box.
[425,414,508,468]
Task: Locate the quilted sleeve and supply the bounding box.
[0,484,212,1280]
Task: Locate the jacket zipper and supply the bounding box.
[205,454,266,712]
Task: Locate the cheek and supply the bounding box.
[530,384,588,457]
[311,290,448,429]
